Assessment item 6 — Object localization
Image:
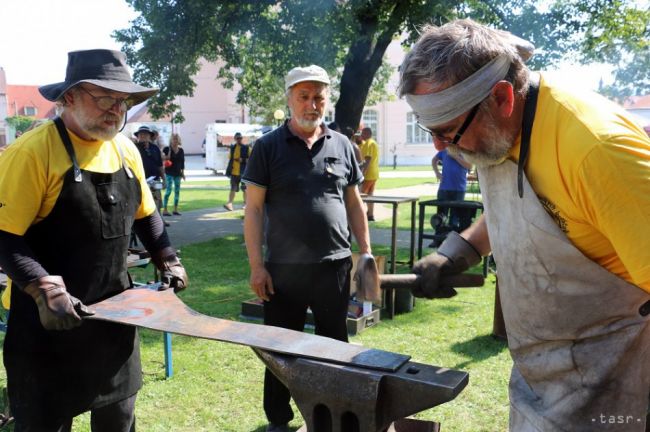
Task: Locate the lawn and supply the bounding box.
[0,174,506,431]
[0,238,511,431]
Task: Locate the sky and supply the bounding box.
[0,0,614,91]
[0,0,138,86]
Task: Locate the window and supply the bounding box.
[23,106,37,116]
[324,110,334,124]
[362,109,378,136]
[406,112,432,144]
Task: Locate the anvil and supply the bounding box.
[88,287,468,431]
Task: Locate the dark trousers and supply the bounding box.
[263,258,352,425]
[14,393,137,432]
[436,189,467,231]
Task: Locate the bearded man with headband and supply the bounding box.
[0,49,188,431]
[400,19,650,431]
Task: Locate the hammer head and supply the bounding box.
[354,253,381,302]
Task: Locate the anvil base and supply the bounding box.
[298,418,440,432]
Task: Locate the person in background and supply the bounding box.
[342,126,363,164]
[224,132,249,211]
[134,125,168,226]
[242,65,375,432]
[431,149,472,241]
[399,19,650,430]
[162,133,185,216]
[359,127,379,221]
[0,49,188,431]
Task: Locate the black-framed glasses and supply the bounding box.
[417,103,481,145]
[77,86,134,111]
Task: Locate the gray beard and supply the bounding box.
[70,105,122,141]
[294,116,322,131]
[447,117,514,168]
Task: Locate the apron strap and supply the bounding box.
[114,141,134,179]
[517,73,540,198]
[53,117,83,183]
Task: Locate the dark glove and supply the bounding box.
[23,275,94,330]
[411,231,481,298]
[156,255,188,293]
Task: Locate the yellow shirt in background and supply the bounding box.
[231,144,242,176]
[360,138,379,181]
[509,73,650,292]
[0,121,157,308]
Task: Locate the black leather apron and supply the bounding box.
[3,118,143,423]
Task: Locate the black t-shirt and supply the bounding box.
[163,146,185,177]
[242,122,363,263]
[136,142,163,179]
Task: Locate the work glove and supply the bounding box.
[411,231,481,299]
[23,275,94,331]
[154,254,188,293]
[353,253,381,302]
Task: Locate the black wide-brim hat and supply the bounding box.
[39,49,158,105]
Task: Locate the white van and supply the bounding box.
[204,123,267,174]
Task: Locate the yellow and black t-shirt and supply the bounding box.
[0,121,157,307]
[509,73,650,292]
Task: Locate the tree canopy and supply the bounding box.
[115,0,650,129]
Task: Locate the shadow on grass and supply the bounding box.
[450,334,508,369]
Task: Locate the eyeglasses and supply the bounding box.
[417,103,481,145]
[77,86,135,111]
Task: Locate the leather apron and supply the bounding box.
[478,161,650,431]
[3,118,143,423]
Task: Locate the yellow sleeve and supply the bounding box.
[0,142,48,235]
[577,139,650,291]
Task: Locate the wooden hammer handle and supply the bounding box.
[379,273,484,290]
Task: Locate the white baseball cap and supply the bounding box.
[284,65,330,91]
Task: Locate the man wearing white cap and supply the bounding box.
[242,65,375,432]
[399,19,650,431]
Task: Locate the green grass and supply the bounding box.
[379,165,431,172]
[0,238,510,431]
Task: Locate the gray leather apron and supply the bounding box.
[3,118,143,425]
[479,160,650,431]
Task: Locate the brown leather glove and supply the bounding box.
[411,232,481,298]
[154,255,188,293]
[23,275,94,330]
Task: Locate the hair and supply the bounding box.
[170,133,182,146]
[342,126,355,139]
[328,121,340,132]
[362,127,372,135]
[398,19,529,100]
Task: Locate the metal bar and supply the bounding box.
[87,288,409,372]
[409,201,416,268]
[164,332,173,378]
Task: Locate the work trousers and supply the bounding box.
[436,189,467,232]
[13,393,137,432]
[263,257,352,425]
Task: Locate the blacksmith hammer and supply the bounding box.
[355,254,485,302]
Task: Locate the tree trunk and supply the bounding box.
[334,1,410,133]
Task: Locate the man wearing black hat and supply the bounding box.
[134,124,168,226]
[0,49,188,431]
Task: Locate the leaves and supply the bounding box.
[114,0,650,127]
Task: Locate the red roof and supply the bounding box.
[6,85,56,119]
[624,94,650,109]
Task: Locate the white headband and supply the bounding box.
[405,54,511,127]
